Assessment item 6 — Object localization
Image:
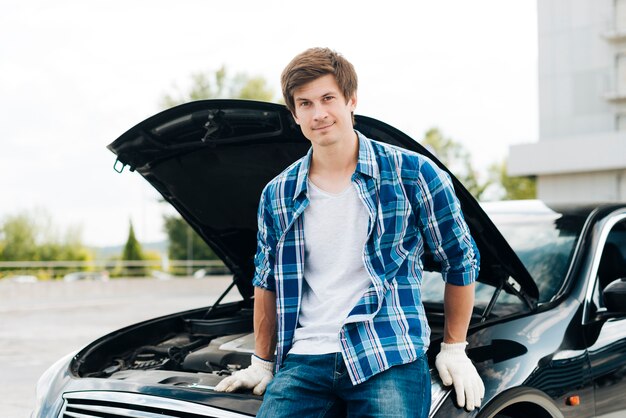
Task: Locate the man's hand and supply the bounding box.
[435,342,485,411]
[214,355,274,395]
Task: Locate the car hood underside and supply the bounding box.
[107,99,538,303]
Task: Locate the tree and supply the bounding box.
[160,67,277,264]
[122,221,144,261]
[421,128,491,200]
[235,75,275,102]
[489,160,537,200]
[121,221,146,277]
[0,213,38,261]
[161,65,276,108]
[0,210,92,262]
[163,215,217,261]
[0,210,92,279]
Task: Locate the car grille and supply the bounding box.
[59,391,252,418]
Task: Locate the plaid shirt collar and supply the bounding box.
[292,131,380,202]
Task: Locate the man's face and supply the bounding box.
[292,74,357,148]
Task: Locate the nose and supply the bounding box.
[313,103,328,121]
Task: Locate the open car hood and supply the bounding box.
[107,100,538,304]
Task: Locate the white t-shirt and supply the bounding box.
[290,180,372,355]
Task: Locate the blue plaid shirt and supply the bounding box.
[252,131,479,385]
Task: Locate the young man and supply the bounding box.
[215,48,484,417]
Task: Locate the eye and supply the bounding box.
[298,101,310,108]
[323,96,334,102]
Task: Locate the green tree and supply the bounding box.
[161,65,276,108]
[0,210,93,279]
[489,160,537,200]
[37,221,92,262]
[163,215,217,261]
[160,67,276,265]
[122,221,144,261]
[0,211,92,262]
[0,213,38,261]
[421,128,491,200]
[235,75,275,101]
[121,221,146,277]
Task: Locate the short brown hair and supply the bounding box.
[281,47,358,116]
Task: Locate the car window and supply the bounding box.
[496,224,577,303]
[489,210,586,304]
[421,272,528,317]
[421,205,587,311]
[592,219,626,310]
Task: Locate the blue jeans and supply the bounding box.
[257,352,431,418]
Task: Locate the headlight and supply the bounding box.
[31,352,75,418]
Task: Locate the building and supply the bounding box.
[508,0,626,203]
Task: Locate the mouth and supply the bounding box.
[312,122,335,131]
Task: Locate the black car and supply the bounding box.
[33,100,626,418]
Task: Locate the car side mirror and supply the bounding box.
[603,278,626,313]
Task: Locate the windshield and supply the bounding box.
[421,201,587,310]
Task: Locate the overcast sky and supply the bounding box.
[0,0,538,248]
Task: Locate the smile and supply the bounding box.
[312,122,335,131]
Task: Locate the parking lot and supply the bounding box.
[0,275,235,417]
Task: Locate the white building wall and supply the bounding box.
[508,0,626,204]
[508,131,626,176]
[538,169,626,203]
[537,0,613,141]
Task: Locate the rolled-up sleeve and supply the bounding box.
[416,159,480,286]
[252,187,277,292]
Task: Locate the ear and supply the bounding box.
[348,92,357,112]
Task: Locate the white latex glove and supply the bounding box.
[435,342,485,411]
[214,354,274,395]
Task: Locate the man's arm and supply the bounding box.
[443,282,475,343]
[412,160,484,410]
[436,283,484,412]
[254,287,277,360]
[213,288,277,394]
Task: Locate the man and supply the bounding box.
[215,47,484,417]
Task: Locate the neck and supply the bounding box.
[310,131,359,174]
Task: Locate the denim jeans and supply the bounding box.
[257,352,431,418]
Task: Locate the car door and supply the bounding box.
[586,214,626,417]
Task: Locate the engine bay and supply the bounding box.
[102,332,256,377]
[74,295,448,387]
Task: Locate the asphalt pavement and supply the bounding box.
[0,275,236,418]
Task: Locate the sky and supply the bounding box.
[0,0,539,248]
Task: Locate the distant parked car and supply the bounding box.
[33,101,626,417]
[62,271,109,282]
[6,275,38,283]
